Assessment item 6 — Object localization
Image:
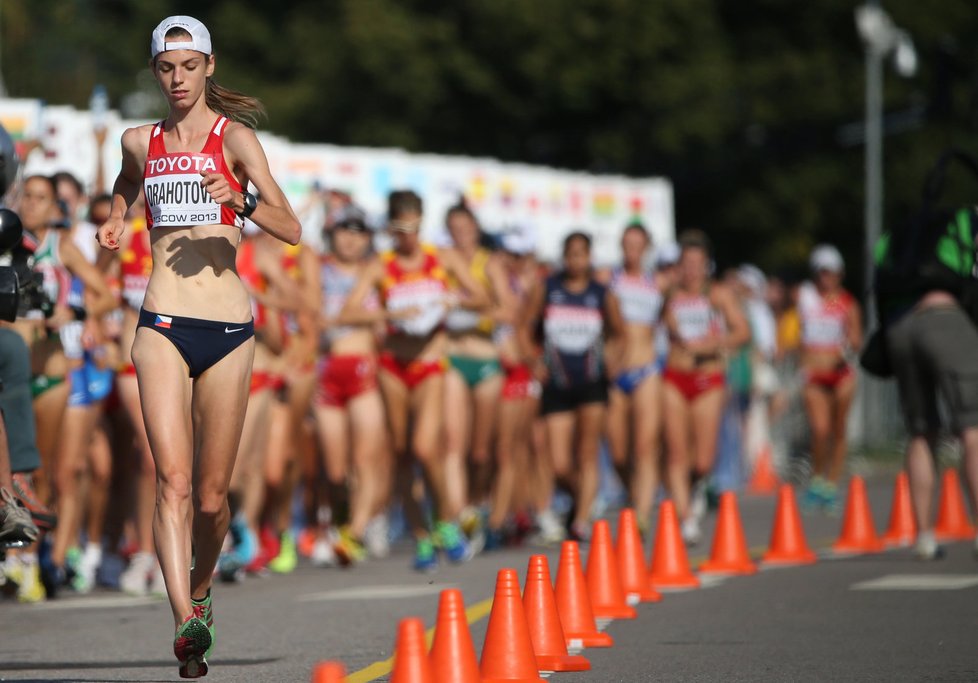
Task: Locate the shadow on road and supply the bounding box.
[0,656,282,681]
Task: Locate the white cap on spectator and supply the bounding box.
[655,242,680,268]
[501,224,536,255]
[151,16,212,58]
[738,263,767,299]
[810,244,844,273]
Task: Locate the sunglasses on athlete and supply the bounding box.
[388,218,422,234]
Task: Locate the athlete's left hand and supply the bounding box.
[200,170,239,209]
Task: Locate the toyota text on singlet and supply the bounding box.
[143,116,243,230]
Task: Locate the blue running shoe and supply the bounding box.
[434,521,472,563]
[413,537,438,572]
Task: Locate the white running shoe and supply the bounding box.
[149,563,167,596]
[681,516,702,546]
[690,481,708,522]
[73,543,103,594]
[532,509,566,546]
[119,551,154,596]
[363,515,391,559]
[311,535,338,568]
[913,531,942,561]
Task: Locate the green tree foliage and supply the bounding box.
[4,0,977,288]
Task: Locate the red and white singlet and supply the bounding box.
[143,116,243,230]
[798,281,855,353]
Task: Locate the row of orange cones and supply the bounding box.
[311,469,976,681]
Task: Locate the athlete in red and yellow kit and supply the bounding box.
[798,244,861,513]
[342,190,488,571]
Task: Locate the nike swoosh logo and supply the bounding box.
[225,326,244,333]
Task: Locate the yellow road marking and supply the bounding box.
[346,537,837,681]
[345,598,493,683]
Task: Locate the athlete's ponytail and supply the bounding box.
[159,26,266,129]
[204,79,266,129]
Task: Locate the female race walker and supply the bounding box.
[661,230,749,545]
[599,223,666,536]
[97,16,300,678]
[798,245,861,513]
[520,232,624,541]
[342,190,488,571]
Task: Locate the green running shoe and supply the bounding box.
[413,537,438,572]
[433,520,472,563]
[268,531,297,574]
[191,590,215,659]
[174,615,211,678]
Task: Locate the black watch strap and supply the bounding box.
[238,191,258,218]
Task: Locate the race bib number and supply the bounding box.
[144,153,223,226]
[544,305,603,354]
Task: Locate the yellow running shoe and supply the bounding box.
[268,531,297,574]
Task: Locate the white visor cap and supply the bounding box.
[810,244,844,273]
[151,16,212,58]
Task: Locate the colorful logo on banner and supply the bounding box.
[592,188,615,217]
[500,176,515,207]
[629,194,644,220]
[549,183,563,213]
[569,188,583,215]
[467,173,487,205]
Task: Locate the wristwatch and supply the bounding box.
[237,191,258,218]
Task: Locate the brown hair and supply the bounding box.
[623,221,651,244]
[161,27,266,129]
[388,190,423,220]
[678,228,712,257]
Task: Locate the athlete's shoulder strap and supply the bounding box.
[211,116,230,137]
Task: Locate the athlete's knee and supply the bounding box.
[412,436,439,465]
[157,469,192,507]
[194,484,230,518]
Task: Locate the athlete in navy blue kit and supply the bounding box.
[97,15,300,678]
[520,232,624,541]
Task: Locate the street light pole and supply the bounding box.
[855,2,916,451]
[864,34,883,327]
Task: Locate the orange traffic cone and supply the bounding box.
[934,469,976,541]
[648,500,700,589]
[480,568,546,683]
[616,508,661,603]
[391,617,434,683]
[881,472,917,547]
[832,476,883,554]
[311,661,346,683]
[586,520,638,619]
[523,555,590,672]
[554,541,613,649]
[699,492,757,575]
[430,589,481,683]
[748,445,779,495]
[762,484,817,566]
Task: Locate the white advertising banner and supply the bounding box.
[0,98,675,264]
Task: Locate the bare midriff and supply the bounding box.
[144,224,251,322]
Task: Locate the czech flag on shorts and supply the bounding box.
[154,314,172,329]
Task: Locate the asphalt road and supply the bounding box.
[2,473,976,683]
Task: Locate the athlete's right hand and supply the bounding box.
[97,217,126,251]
